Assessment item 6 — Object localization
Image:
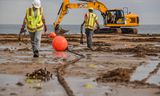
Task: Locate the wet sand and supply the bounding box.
[0,34,160,96]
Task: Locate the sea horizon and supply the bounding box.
[0,24,160,34]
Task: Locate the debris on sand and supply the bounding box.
[16,82,24,86]
[97,63,160,87]
[114,44,160,52]
[10,92,17,96]
[3,48,15,53]
[0,88,6,91]
[26,68,53,82]
[94,46,112,52]
[17,47,31,51]
[93,41,112,46]
[114,44,160,57]
[97,68,134,82]
[93,44,160,56]
[83,83,93,89]
[155,91,160,95]
[3,48,12,52]
[119,37,160,42]
[133,52,146,57]
[32,83,42,90]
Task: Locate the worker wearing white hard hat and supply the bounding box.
[20,0,47,57]
[32,0,41,8]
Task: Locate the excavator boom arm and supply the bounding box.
[54,0,108,28]
[67,1,107,13]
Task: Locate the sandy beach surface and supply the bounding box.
[0,34,160,96]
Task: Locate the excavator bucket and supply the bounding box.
[55,25,69,35]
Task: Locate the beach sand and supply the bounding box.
[0,34,160,96]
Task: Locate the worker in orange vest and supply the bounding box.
[81,8,100,50]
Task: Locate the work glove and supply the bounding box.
[80,39,83,44]
[42,25,48,37]
[20,28,26,34]
[18,34,22,41]
[80,24,84,44]
[42,30,48,38]
[44,25,47,32]
[97,26,100,30]
[18,29,26,41]
[55,25,59,33]
[81,24,83,27]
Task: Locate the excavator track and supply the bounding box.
[94,27,138,34]
[121,28,138,34]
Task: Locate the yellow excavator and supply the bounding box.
[53,0,139,34]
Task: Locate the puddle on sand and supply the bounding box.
[130,60,160,86]
[130,60,159,81]
[70,44,87,50]
[154,43,160,47]
[0,74,67,96]
[0,46,16,51]
[0,74,112,96]
[146,68,160,86]
[0,74,24,86]
[97,60,160,87]
[66,76,112,96]
[0,49,76,64]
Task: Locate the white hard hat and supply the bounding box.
[32,0,41,8]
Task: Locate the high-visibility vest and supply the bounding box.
[85,12,98,30]
[26,7,44,32]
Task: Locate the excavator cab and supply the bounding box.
[106,9,125,24]
[98,8,139,34]
[104,8,139,28]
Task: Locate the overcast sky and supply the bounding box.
[0,0,160,25]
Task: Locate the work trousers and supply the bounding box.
[29,30,42,54]
[85,28,93,48]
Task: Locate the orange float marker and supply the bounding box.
[49,32,56,39]
[52,36,68,51]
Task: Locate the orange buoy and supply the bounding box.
[49,32,56,39]
[52,36,68,51]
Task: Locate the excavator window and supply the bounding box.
[106,10,125,24]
